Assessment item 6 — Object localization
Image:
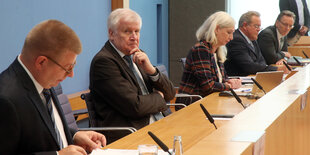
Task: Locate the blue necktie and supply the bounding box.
[43,89,64,149]
[123,55,164,121]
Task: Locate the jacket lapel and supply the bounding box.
[105,42,142,92]
[237,30,257,57]
[11,58,60,148]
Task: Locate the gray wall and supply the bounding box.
[169,0,226,86]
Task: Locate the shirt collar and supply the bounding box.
[17,55,44,94]
[109,40,126,58]
[239,29,253,44]
[276,28,284,40]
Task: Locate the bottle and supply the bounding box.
[173,136,183,155]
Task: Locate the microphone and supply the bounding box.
[250,78,266,94]
[302,50,309,58]
[293,56,302,66]
[148,131,172,155]
[229,88,246,109]
[283,61,292,71]
[199,104,217,129]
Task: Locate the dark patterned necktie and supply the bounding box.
[43,89,64,149]
[123,55,164,121]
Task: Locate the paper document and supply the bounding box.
[90,148,169,155]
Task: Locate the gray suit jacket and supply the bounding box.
[0,58,75,155]
[258,25,287,65]
[89,41,175,134]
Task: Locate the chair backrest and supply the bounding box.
[178,58,186,70]
[54,84,78,130]
[156,64,169,77]
[80,93,97,127]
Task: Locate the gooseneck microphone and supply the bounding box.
[293,56,302,66]
[302,50,309,58]
[200,104,217,129]
[148,131,172,155]
[229,88,246,109]
[250,78,266,94]
[283,61,292,71]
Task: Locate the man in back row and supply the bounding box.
[0,20,106,155]
[225,11,290,76]
[258,10,295,65]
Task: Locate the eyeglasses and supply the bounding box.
[44,56,76,75]
[279,20,294,29]
[248,24,261,30]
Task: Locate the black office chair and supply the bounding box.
[54,84,136,144]
[80,92,137,143]
[156,65,202,112]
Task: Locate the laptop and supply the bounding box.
[219,71,284,97]
[251,71,284,95]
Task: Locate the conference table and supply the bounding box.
[104,65,310,154]
[105,89,257,152]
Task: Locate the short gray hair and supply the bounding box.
[238,11,260,28]
[276,10,295,22]
[196,11,235,45]
[108,8,142,32]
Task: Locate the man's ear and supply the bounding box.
[34,56,48,71]
[108,29,114,41]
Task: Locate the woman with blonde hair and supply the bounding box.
[178,11,242,106]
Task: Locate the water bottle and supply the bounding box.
[173,136,183,155]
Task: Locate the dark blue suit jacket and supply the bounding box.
[0,58,75,155]
[225,29,277,76]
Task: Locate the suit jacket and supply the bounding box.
[280,0,310,38]
[89,41,175,131]
[258,25,287,65]
[0,58,75,155]
[225,29,277,76]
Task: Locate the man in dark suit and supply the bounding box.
[280,0,310,45]
[89,8,175,142]
[0,20,106,155]
[258,10,295,65]
[225,11,290,76]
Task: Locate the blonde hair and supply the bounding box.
[196,11,235,45]
[196,11,234,63]
[22,19,82,59]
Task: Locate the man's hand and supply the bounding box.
[129,47,156,75]
[58,145,87,155]
[299,26,308,36]
[275,59,286,65]
[283,52,291,58]
[73,131,106,153]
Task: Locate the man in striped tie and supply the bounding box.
[0,20,106,155]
